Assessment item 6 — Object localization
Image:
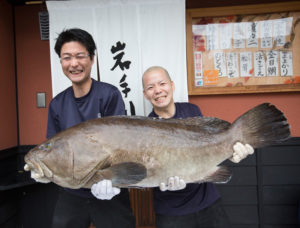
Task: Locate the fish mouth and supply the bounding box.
[24,160,44,178]
[24,159,53,181]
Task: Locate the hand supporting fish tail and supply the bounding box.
[160,176,186,191]
[230,142,254,163]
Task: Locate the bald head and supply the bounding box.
[142,66,172,89]
[142,66,175,117]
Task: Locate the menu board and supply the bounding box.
[186,2,300,95]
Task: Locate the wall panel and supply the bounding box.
[0,0,17,150]
[14,4,52,145]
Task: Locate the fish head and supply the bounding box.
[24,136,72,185]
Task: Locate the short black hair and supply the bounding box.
[54,28,96,59]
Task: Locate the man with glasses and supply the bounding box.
[46,28,135,228]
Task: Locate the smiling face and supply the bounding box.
[143,68,175,111]
[60,41,94,86]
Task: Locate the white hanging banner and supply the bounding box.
[47,0,187,116]
[95,1,142,116]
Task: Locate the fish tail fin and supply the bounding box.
[231,103,290,148]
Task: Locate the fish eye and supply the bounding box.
[44,142,52,150]
[38,144,44,150]
[38,142,52,151]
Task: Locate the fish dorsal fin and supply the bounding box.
[201,166,232,184]
[107,115,230,134]
[84,162,147,188]
[159,117,231,134]
[182,117,230,133]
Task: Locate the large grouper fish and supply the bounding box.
[24,103,290,189]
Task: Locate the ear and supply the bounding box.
[171,81,175,92]
[143,90,150,100]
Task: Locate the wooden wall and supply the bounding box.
[189,93,300,137]
[14,4,52,145]
[0,0,17,150]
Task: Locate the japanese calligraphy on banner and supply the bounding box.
[191,11,300,88]
[94,1,142,116]
[47,0,187,116]
[109,41,136,115]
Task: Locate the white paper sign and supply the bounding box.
[240,52,252,77]
[226,52,239,78]
[193,24,207,36]
[260,20,273,49]
[254,51,266,77]
[273,19,286,47]
[214,52,227,77]
[219,23,232,49]
[266,51,279,76]
[280,51,293,76]
[246,22,258,48]
[285,17,293,35]
[233,23,245,49]
[206,24,219,50]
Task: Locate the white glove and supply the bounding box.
[230,142,254,163]
[160,176,186,191]
[91,179,121,200]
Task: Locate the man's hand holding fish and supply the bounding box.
[91,179,121,200]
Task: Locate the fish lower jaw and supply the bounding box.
[32,175,51,184]
[24,163,44,178]
[31,172,43,179]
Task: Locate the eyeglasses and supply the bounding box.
[60,54,90,62]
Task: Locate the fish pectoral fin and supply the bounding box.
[202,166,232,184]
[108,162,147,187]
[84,162,147,188]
